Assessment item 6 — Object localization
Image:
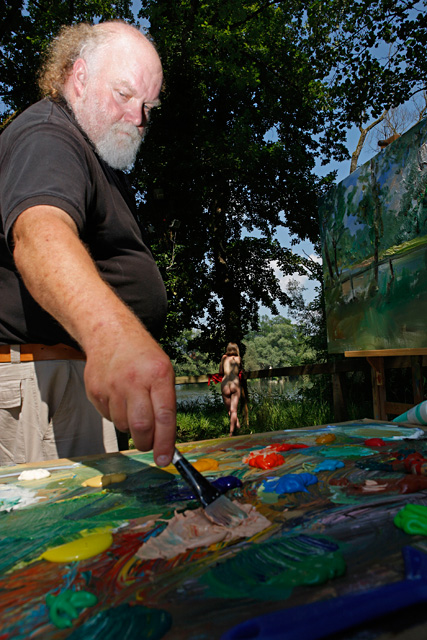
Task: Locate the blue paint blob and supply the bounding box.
[169,476,242,502]
[262,473,318,494]
[313,460,345,472]
[213,476,243,492]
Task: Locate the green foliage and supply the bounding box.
[1,0,133,124]
[135,0,332,357]
[172,329,218,376]
[243,314,316,370]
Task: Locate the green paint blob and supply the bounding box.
[394,504,427,535]
[203,535,346,601]
[46,589,98,629]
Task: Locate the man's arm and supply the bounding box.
[12,205,176,466]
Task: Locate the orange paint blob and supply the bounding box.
[193,458,219,472]
[316,434,336,444]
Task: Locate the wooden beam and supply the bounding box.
[385,401,413,417]
[345,348,427,357]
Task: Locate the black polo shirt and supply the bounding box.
[0,99,167,345]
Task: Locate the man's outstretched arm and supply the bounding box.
[13,205,176,466]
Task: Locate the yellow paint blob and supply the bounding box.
[82,472,127,488]
[40,532,113,563]
[193,458,219,472]
[316,434,336,444]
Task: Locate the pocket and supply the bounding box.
[0,380,22,409]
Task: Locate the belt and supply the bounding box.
[0,343,86,363]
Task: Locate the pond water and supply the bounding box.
[176,378,310,406]
[176,383,220,406]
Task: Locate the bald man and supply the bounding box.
[0,21,176,466]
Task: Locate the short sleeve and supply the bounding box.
[1,119,91,250]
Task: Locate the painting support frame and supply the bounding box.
[345,349,426,420]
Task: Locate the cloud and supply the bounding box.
[270,254,322,302]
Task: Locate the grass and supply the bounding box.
[128,374,374,448]
[175,388,336,443]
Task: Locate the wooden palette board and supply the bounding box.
[1,419,427,639]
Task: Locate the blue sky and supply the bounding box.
[262,125,370,316]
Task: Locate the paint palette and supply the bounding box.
[1,420,427,639]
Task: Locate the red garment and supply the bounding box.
[207,372,243,386]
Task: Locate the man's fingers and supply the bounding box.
[127,392,155,453]
[148,381,176,467]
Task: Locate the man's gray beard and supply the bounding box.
[71,98,142,170]
[95,123,142,170]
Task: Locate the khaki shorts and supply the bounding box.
[0,360,118,466]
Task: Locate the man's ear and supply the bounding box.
[72,58,89,96]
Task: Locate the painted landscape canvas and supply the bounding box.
[319,117,427,353]
[2,421,427,639]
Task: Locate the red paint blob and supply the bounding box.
[404,452,426,474]
[248,452,285,469]
[364,438,386,447]
[268,443,309,452]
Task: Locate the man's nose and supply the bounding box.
[124,102,149,128]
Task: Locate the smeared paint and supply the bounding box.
[0,484,40,512]
[82,473,127,488]
[136,503,271,560]
[2,420,427,640]
[18,469,51,481]
[266,443,309,452]
[317,445,375,458]
[394,504,427,535]
[66,603,171,640]
[364,438,387,447]
[46,589,97,628]
[313,460,345,472]
[330,475,427,495]
[402,452,427,475]
[40,531,113,562]
[203,535,345,600]
[329,424,424,440]
[247,452,285,469]
[316,434,336,444]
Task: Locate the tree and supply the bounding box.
[314,0,427,165]
[134,0,336,359]
[3,1,427,362]
[0,0,133,127]
[243,314,315,370]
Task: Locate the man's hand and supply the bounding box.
[13,205,177,466]
[84,329,176,467]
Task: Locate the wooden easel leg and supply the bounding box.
[367,357,387,421]
[411,355,424,405]
[332,372,347,422]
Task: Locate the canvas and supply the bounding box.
[319,118,427,353]
[1,420,427,639]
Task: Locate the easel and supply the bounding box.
[345,348,427,420]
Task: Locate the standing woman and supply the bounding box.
[219,343,242,436]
